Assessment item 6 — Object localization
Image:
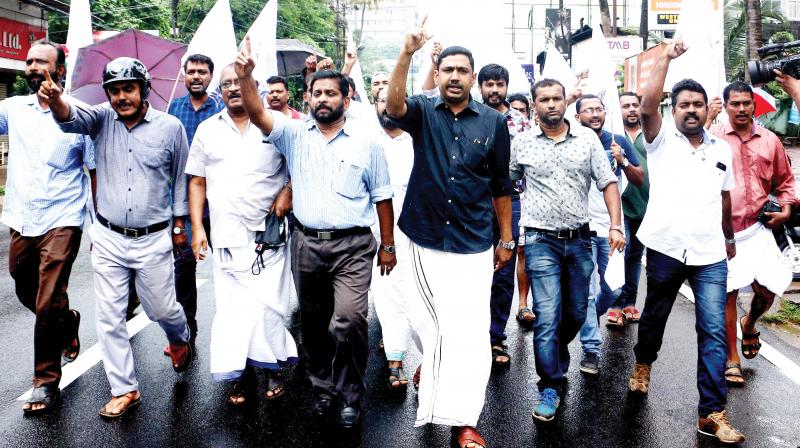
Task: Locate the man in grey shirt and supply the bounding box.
[38,57,192,419]
[510,78,624,423]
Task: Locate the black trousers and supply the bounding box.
[291,229,376,406]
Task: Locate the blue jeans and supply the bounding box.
[633,249,728,416]
[614,216,644,308]
[580,236,622,355]
[525,230,594,391]
[489,195,520,346]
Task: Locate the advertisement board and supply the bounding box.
[0,18,46,62]
[649,0,720,31]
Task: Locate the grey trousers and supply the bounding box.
[290,228,376,406]
[89,224,189,396]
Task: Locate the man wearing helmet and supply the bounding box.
[38,57,193,419]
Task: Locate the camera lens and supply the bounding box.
[748,60,775,85]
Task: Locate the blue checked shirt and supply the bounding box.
[0,94,95,236]
[167,94,223,145]
[265,111,392,229]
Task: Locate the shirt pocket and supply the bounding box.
[45,136,82,171]
[334,161,366,199]
[461,137,490,171]
[756,152,774,183]
[138,140,171,170]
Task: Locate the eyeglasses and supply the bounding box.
[579,107,605,115]
[220,80,241,90]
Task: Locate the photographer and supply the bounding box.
[708,81,795,388]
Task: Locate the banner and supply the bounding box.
[65,0,93,92]
[185,0,237,92]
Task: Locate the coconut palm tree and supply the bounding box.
[725,0,785,81]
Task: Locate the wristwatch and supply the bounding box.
[498,239,516,250]
[381,244,396,254]
[172,226,186,235]
[621,158,630,168]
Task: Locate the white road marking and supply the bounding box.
[677,283,800,386]
[17,278,208,401]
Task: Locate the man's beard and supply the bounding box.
[26,71,57,92]
[538,110,564,127]
[311,102,345,124]
[188,86,208,98]
[378,112,399,130]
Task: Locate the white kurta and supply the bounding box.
[371,131,416,361]
[185,111,298,381]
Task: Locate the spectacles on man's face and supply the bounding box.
[580,107,605,115]
[220,80,241,90]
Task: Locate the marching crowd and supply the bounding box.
[4,16,800,448]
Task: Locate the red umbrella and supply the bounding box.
[69,29,188,111]
[752,87,778,117]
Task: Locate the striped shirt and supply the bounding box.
[57,102,189,228]
[0,94,95,236]
[265,111,392,229]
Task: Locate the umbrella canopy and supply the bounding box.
[70,29,188,111]
[752,87,778,117]
[276,38,324,76]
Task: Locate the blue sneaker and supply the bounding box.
[532,388,560,422]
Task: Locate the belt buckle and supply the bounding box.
[557,229,572,239]
[123,227,140,238]
[317,231,333,240]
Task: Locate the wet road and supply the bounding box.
[0,223,799,447]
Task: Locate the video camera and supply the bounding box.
[748,40,800,85]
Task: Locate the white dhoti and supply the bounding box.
[408,240,494,428]
[209,235,298,382]
[726,222,793,295]
[371,230,417,361]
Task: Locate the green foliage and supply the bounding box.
[761,299,800,324]
[12,75,29,97]
[0,185,5,196]
[771,31,796,44]
[725,0,787,81]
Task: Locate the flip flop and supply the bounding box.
[517,307,536,323]
[606,309,625,328]
[264,371,285,400]
[98,392,141,419]
[453,426,486,448]
[388,366,408,389]
[492,344,511,368]
[622,306,641,322]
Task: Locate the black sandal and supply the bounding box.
[739,316,762,359]
[227,379,250,407]
[63,309,80,363]
[492,344,511,368]
[725,362,745,387]
[264,371,285,400]
[23,384,61,415]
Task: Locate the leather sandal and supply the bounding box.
[98,391,141,419]
[264,371,285,400]
[739,315,762,359]
[388,366,408,389]
[492,344,511,368]
[169,342,192,372]
[23,384,61,415]
[725,362,745,387]
[606,309,625,328]
[623,306,641,322]
[453,426,486,448]
[516,307,536,324]
[62,309,81,363]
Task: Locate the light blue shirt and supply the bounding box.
[0,94,95,236]
[266,111,392,229]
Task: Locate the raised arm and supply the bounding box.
[420,41,443,92]
[387,16,431,120]
[640,40,687,143]
[236,36,274,135]
[38,70,71,121]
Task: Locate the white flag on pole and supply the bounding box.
[64,0,93,93]
[541,44,577,89]
[586,22,624,136]
[185,0,237,92]
[242,0,279,84]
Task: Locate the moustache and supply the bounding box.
[685,113,700,120]
[228,93,241,99]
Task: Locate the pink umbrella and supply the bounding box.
[69,29,188,111]
[752,87,778,117]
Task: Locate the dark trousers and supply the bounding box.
[489,195,521,346]
[634,249,728,416]
[9,226,82,387]
[615,216,645,308]
[291,229,376,406]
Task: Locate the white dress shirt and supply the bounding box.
[185,111,287,248]
[636,122,734,265]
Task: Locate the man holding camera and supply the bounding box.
[707,81,795,387]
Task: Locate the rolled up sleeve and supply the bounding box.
[367,137,393,203]
[591,136,618,190]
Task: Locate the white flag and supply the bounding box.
[541,44,578,90]
[64,0,93,93]
[665,0,726,98]
[185,0,237,92]
[586,22,624,136]
[243,0,279,84]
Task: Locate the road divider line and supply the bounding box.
[17,278,208,401]
[678,283,800,386]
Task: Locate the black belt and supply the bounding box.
[295,222,370,240]
[97,214,169,238]
[525,223,591,240]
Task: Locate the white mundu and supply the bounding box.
[726,222,792,295]
[185,111,298,380]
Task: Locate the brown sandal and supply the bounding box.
[453,426,486,448]
[98,391,141,419]
[739,316,762,359]
[63,309,81,363]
